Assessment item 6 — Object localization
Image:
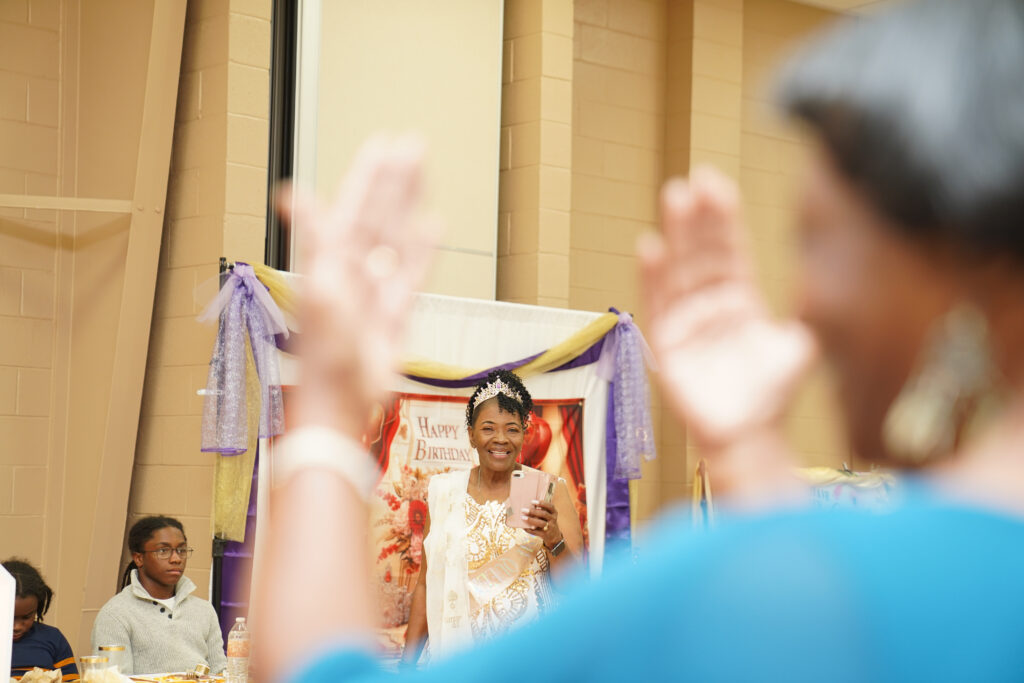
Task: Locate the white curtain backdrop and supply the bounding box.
[266,292,611,575]
[396,294,609,573]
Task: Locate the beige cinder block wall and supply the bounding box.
[0,0,62,562]
[129,0,272,605]
[570,0,670,533]
[500,0,851,527]
[740,0,854,469]
[497,0,574,307]
[1,0,186,654]
[498,0,674,533]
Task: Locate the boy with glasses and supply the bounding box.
[92,516,227,675]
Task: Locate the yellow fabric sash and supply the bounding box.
[253,263,298,318]
[403,312,618,380]
[212,333,259,541]
[252,263,619,381]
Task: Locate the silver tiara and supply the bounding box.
[472,377,522,412]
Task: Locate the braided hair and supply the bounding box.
[121,515,186,589]
[465,369,534,428]
[2,558,53,621]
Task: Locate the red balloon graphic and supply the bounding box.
[520,416,552,469]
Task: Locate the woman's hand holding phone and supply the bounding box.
[508,469,562,548]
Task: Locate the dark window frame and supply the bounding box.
[263,0,298,271]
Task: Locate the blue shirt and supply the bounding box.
[11,621,79,681]
[294,489,1024,681]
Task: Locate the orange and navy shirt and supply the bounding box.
[11,621,80,682]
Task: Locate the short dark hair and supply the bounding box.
[466,369,534,428]
[2,558,54,621]
[121,515,187,589]
[778,0,1024,260]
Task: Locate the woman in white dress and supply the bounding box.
[401,370,585,667]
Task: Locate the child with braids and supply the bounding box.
[91,516,226,675]
[4,558,79,682]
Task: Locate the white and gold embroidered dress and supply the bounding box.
[423,469,554,660]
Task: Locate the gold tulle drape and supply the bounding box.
[212,333,261,541]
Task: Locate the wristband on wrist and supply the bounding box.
[272,426,378,500]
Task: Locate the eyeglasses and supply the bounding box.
[140,547,194,560]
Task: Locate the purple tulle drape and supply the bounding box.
[199,264,287,454]
[596,311,657,480]
[604,389,632,543]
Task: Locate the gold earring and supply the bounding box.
[883,304,1000,464]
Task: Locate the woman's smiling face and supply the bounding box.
[469,398,525,474]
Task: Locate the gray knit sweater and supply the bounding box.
[91,570,228,675]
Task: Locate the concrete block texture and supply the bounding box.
[131,0,272,608]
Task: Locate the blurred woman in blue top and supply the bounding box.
[254,1,1024,681]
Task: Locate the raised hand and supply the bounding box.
[638,167,816,453]
[278,136,437,438]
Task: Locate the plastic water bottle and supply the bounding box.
[226,617,250,683]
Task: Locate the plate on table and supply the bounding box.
[130,674,224,683]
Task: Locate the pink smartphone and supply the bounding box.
[506,468,556,529]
